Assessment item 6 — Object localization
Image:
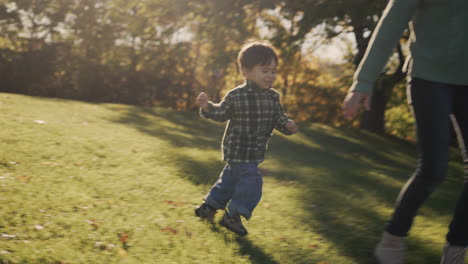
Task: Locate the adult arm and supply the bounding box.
[349,0,418,95]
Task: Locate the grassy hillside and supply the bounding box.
[0,93,465,264]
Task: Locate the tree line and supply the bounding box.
[0,0,414,138]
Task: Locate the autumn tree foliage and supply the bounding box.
[0,0,411,135]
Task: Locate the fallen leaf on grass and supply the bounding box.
[163,200,187,206]
[119,233,129,244]
[16,175,31,183]
[118,232,131,251]
[85,219,99,229]
[160,227,178,235]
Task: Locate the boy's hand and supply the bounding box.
[196,92,209,111]
[285,120,298,134]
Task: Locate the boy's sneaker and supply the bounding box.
[194,203,216,222]
[219,211,248,236]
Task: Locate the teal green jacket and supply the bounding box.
[350,0,468,95]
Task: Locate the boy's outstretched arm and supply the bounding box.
[196,92,232,122]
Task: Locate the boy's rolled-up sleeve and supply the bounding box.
[199,92,233,122]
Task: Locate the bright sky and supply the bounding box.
[257,12,356,63]
[304,32,356,62]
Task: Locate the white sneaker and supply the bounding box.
[374,231,405,264]
[440,244,467,264]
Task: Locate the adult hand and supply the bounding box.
[196,92,209,111]
[342,91,371,120]
[285,120,298,134]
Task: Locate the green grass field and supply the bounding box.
[0,93,465,264]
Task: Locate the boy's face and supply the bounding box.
[242,59,277,90]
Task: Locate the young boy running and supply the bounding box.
[194,41,298,236]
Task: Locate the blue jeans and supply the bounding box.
[386,77,468,246]
[205,163,262,220]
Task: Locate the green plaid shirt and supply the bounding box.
[200,81,292,163]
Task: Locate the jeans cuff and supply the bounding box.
[204,195,225,210]
[227,201,252,220]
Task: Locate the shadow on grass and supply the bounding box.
[106,105,464,264]
[105,105,226,185]
[264,130,463,263]
[207,224,280,264]
[105,105,222,149]
[234,236,280,264]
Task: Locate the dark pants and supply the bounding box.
[386,77,468,246]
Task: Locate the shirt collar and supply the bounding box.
[246,80,270,92]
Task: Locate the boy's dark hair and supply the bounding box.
[237,41,278,71]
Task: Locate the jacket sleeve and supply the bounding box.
[199,92,233,122]
[350,0,418,95]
